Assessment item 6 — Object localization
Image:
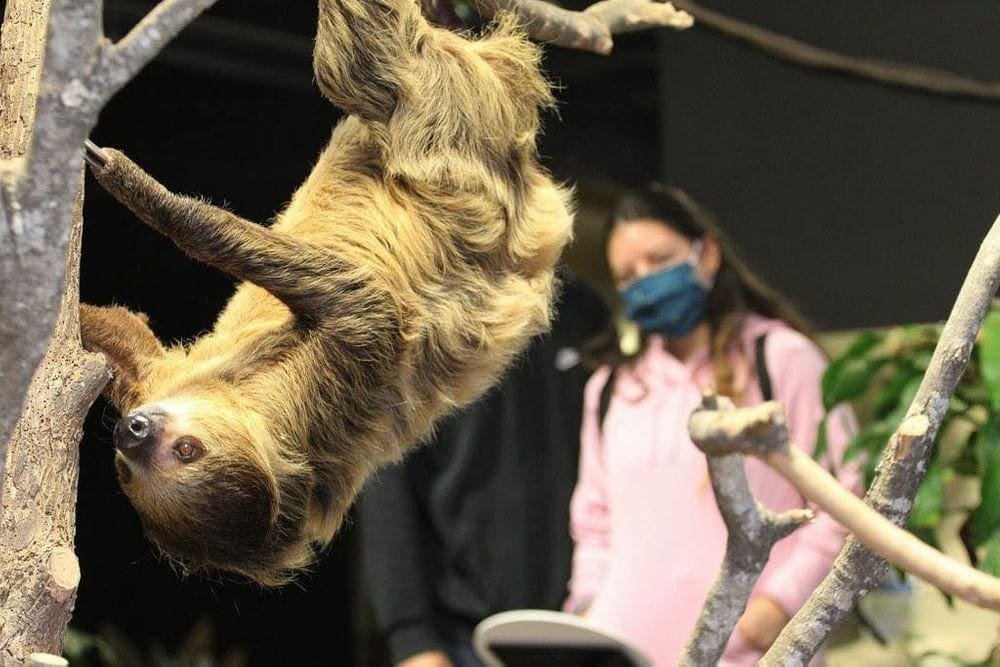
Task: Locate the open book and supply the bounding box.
[472,609,652,667]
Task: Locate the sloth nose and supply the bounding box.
[114,411,156,459]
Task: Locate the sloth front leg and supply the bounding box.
[79,304,165,413]
[85,142,363,323]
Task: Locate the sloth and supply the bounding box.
[81,0,572,585]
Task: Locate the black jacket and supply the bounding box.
[359,275,609,663]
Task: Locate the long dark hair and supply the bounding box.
[590,183,811,398]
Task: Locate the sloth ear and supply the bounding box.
[80,304,166,412]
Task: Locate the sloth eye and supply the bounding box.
[173,438,202,463]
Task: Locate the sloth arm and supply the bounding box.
[86,146,374,326]
[79,304,165,411]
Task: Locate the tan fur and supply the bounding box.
[81,0,572,585]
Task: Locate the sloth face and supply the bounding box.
[113,395,313,584]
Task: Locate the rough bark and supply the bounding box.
[680,396,811,665]
[763,214,1000,665]
[0,0,221,507]
[0,0,61,494]
[0,0,50,161]
[0,0,219,660]
[0,189,108,664]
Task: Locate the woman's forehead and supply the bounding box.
[608,219,691,255]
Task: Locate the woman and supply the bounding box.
[565,184,861,665]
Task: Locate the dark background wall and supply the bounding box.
[657,1,999,330]
[1,0,995,664]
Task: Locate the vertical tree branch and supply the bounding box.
[0,0,58,495]
[0,186,108,663]
[764,214,1000,665]
[1,0,222,522]
[0,0,51,160]
[1,0,106,497]
[0,0,219,658]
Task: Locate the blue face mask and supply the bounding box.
[619,241,710,338]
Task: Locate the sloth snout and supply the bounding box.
[114,411,160,461]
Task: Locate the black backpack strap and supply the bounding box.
[755,333,773,401]
[597,366,617,432]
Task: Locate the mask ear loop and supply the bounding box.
[687,238,704,265]
[688,238,716,290]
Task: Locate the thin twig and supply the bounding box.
[767,445,1000,610]
[673,0,1000,103]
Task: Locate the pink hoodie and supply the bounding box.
[565,314,861,666]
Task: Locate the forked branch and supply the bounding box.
[689,396,1000,611]
[680,394,812,665]
[472,0,693,54]
[1,0,221,514]
[93,0,222,100]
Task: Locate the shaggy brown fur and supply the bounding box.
[81,0,572,585]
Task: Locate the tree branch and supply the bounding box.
[2,0,220,511]
[764,213,1000,664]
[769,444,1000,609]
[689,395,1000,612]
[0,0,216,657]
[673,0,1000,103]
[0,184,109,662]
[680,394,811,665]
[93,0,220,100]
[472,0,692,55]
[0,0,72,497]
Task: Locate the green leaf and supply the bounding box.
[63,627,99,661]
[850,378,923,487]
[909,463,944,533]
[955,382,991,408]
[912,348,934,372]
[843,421,892,463]
[822,332,884,411]
[844,330,885,358]
[968,415,1000,545]
[822,357,886,411]
[980,305,1000,410]
[978,528,1000,577]
[952,436,982,476]
[872,363,922,420]
[874,376,923,442]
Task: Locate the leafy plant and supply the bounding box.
[63,618,246,667]
[820,300,1000,575]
